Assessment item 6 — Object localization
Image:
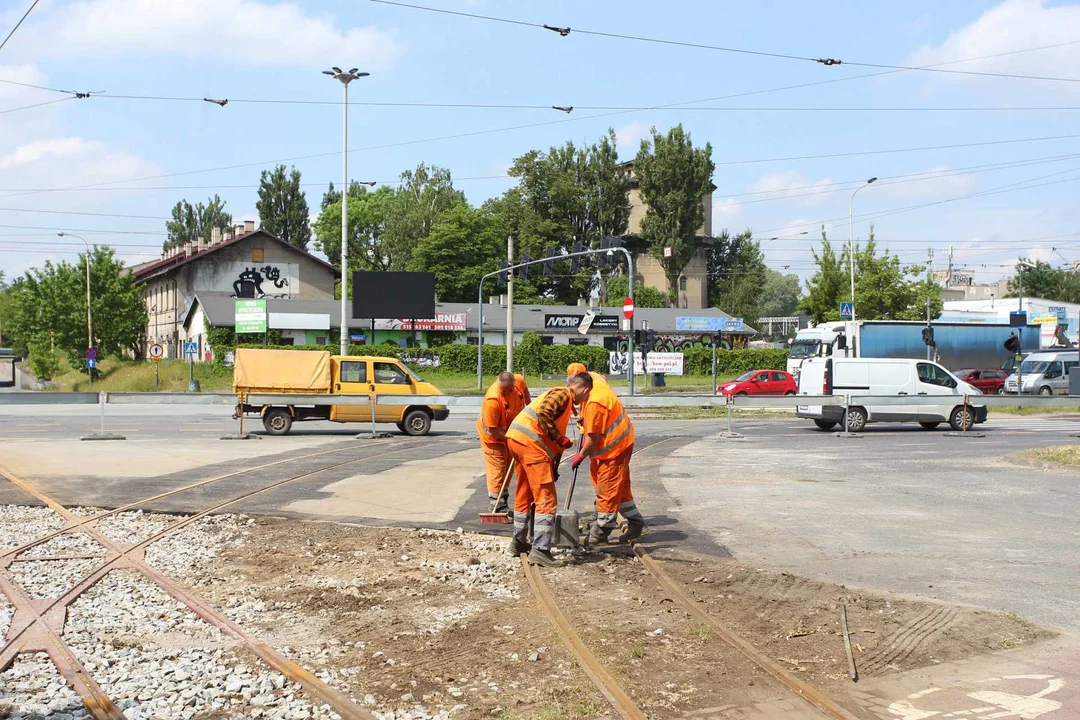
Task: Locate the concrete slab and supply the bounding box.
[281,448,486,523]
[851,634,1080,719]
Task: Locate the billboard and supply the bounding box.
[544,314,620,331]
[608,351,684,375]
[352,272,436,320]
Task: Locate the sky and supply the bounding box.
[1,0,1079,289]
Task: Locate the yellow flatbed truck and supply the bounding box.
[233,348,449,436]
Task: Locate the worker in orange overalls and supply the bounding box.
[567,364,645,545]
[476,371,528,514]
[505,375,592,567]
[515,373,532,406]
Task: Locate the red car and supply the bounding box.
[955,368,1008,395]
[717,369,798,397]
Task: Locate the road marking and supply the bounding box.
[886,675,1064,720]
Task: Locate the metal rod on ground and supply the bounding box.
[840,602,858,682]
[711,338,717,394]
[964,394,969,433]
[726,395,733,434]
[99,391,105,434]
[843,395,850,437]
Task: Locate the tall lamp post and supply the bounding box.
[847,177,877,324]
[323,67,369,356]
[57,232,92,361]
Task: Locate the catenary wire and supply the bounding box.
[0,0,40,53]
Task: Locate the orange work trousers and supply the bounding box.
[506,438,558,551]
[590,444,637,530]
[480,440,512,502]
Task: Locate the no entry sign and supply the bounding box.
[622,297,635,319]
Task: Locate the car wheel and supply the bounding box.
[395,422,406,434]
[997,387,1005,395]
[813,419,837,431]
[1038,386,1053,396]
[784,391,797,396]
[919,421,941,430]
[736,391,749,397]
[402,409,432,436]
[845,407,868,432]
[262,408,292,436]
[949,405,975,432]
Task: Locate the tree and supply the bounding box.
[164,195,232,250]
[1005,260,1080,303]
[707,229,766,325]
[383,163,466,270]
[256,165,311,250]
[406,204,503,302]
[313,185,395,278]
[604,274,667,308]
[2,247,145,368]
[759,270,802,318]
[634,124,715,306]
[799,227,846,324]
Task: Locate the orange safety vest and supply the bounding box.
[582,379,635,460]
[514,374,531,404]
[476,381,527,443]
[506,387,573,459]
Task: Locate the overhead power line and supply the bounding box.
[0,0,40,53]
[372,1,1080,84]
[0,223,166,235]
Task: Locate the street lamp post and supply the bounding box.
[58,233,92,371]
[323,67,369,356]
[847,178,877,357]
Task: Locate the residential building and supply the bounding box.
[131,224,339,359]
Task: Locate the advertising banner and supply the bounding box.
[608,351,684,376]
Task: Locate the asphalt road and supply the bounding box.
[1,402,1078,632]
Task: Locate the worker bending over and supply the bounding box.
[568,365,645,544]
[476,371,528,513]
[505,374,593,567]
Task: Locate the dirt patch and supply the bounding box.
[183,517,1054,719]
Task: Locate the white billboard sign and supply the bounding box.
[608,351,684,376]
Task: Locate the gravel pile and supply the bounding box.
[17,531,107,559]
[145,514,252,585]
[0,505,66,551]
[65,570,342,720]
[0,652,90,719]
[414,529,520,600]
[67,506,105,517]
[0,593,12,649]
[9,558,105,599]
[93,510,175,546]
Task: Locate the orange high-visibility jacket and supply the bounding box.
[506,387,574,459]
[476,381,527,442]
[581,378,635,460]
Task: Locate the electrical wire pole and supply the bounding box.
[506,235,514,373]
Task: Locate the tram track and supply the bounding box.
[0,435,462,720]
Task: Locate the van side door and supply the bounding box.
[1046,360,1067,394]
[332,359,371,422]
[372,360,414,423]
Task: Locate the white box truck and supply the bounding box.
[796,356,986,432]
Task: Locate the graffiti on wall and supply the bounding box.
[652,334,747,352]
[230,265,292,299]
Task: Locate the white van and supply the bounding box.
[796,357,986,432]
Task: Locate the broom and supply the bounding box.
[479,458,515,524]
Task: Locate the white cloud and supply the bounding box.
[8,0,398,68]
[614,121,650,154]
[906,0,1080,98]
[747,171,835,207]
[0,137,159,185]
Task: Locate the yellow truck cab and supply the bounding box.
[233,349,449,436]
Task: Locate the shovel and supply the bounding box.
[553,462,581,548]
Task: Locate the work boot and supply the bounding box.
[585,522,611,546]
[526,548,562,568]
[618,519,646,544]
[507,537,531,556]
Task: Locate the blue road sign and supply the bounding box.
[85,347,97,360]
[183,341,198,357]
[86,358,97,369]
[840,302,854,320]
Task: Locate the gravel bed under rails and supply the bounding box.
[0,652,90,720]
[0,505,66,551]
[15,531,108,559]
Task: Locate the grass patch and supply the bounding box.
[49,358,233,393]
[629,644,644,659]
[989,405,1080,416]
[1022,445,1080,465]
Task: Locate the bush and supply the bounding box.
[542,344,610,374]
[683,347,788,375]
[28,342,61,381]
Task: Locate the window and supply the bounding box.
[540,336,554,346]
[315,335,327,346]
[374,362,408,384]
[568,337,589,346]
[252,248,264,262]
[773,372,788,382]
[679,276,687,291]
[340,361,367,384]
[755,372,770,383]
[917,363,955,387]
[1045,361,1064,378]
[279,337,294,346]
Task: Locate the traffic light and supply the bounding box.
[516,253,532,280]
[598,236,624,271]
[496,260,509,288]
[921,326,935,346]
[569,241,584,274]
[1004,333,1021,354]
[542,247,559,276]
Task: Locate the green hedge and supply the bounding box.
[234,343,787,376]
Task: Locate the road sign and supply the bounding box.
[85,358,96,369]
[577,310,596,335]
[622,297,635,319]
[723,318,745,332]
[183,341,199,357]
[1050,305,1067,322]
[840,302,854,320]
[149,343,164,361]
[235,299,268,334]
[84,347,97,360]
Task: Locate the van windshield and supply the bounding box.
[788,341,819,359]
[1020,360,1050,374]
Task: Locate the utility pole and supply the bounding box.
[926,247,934,361]
[58,233,92,379]
[505,235,514,373]
[323,67,369,356]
